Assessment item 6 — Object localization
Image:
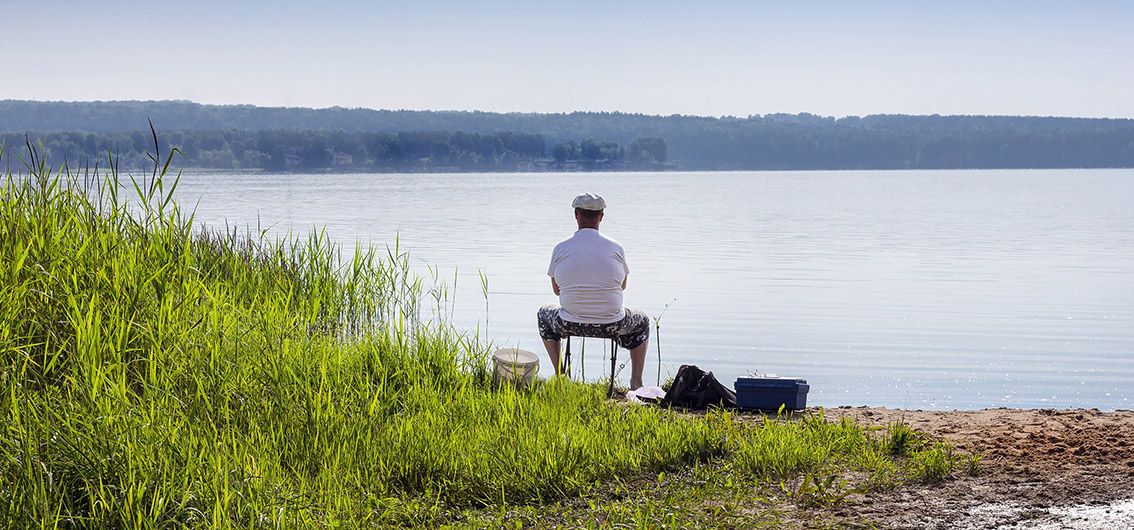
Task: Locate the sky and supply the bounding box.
[3,0,1133,118]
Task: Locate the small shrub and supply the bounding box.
[860,451,901,491]
[908,442,956,483]
[885,422,922,456]
[962,451,982,477]
[790,471,857,507]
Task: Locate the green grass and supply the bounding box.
[0,142,976,528]
[725,413,967,499]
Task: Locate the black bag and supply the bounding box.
[662,364,737,410]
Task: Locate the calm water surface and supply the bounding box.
[174,170,1134,410]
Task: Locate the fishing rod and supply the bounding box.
[654,297,677,387]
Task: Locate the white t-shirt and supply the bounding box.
[547,228,630,324]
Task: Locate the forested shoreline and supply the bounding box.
[0,129,669,172]
[2,99,1133,171]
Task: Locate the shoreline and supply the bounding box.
[467,404,1134,528]
[167,165,1134,175]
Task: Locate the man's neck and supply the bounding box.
[577,223,600,231]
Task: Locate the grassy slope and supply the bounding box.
[0,147,975,529]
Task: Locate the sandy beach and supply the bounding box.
[819,407,1134,528]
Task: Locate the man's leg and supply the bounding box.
[628,339,648,390]
[537,305,564,375]
[621,308,652,390]
[543,339,562,375]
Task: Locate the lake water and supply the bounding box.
[173,169,1134,410]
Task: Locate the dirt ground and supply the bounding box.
[820,407,1134,529]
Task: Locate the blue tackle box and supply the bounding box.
[735,376,809,411]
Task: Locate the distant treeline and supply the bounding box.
[1,129,669,172]
[2,100,1134,170]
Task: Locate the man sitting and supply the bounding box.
[537,192,651,390]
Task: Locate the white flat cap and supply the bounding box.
[572,192,606,211]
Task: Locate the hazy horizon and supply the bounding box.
[7,98,1134,121]
[3,1,1133,119]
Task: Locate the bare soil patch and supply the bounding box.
[821,407,1134,529]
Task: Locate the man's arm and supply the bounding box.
[618,245,629,290]
[552,277,560,295]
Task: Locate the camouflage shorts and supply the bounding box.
[537,304,651,350]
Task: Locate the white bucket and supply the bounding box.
[491,347,540,386]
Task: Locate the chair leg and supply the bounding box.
[580,337,585,380]
[563,336,572,378]
[607,339,617,398]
